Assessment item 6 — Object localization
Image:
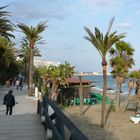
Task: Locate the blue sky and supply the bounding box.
[1,0,140,72]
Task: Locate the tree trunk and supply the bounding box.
[136,82,140,111]
[115,83,121,112]
[79,76,83,115]
[51,82,58,101]
[28,47,33,96]
[101,65,107,128]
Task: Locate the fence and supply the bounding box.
[37,95,89,140]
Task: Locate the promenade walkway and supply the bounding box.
[0,85,46,140]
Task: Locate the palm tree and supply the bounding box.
[109,41,135,111]
[0,6,14,40]
[45,63,74,101]
[84,17,125,128]
[18,21,47,96]
[16,39,42,83]
[129,70,140,96]
[59,61,74,78]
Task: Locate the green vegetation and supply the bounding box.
[109,41,135,111]
[33,61,74,100]
[0,38,19,84]
[0,6,15,40]
[129,70,140,79]
[0,6,17,84]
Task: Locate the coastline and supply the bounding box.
[91,87,128,103]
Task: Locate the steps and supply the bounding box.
[0,114,46,140]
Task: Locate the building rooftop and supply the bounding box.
[67,78,92,84]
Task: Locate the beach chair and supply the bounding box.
[64,99,69,107]
[84,98,87,105]
[70,99,74,106]
[74,98,80,105]
[87,98,92,104]
[91,98,97,104]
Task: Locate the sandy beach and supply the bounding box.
[63,95,140,140]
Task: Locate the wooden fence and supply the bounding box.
[37,96,89,140]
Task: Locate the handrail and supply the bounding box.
[37,95,89,140]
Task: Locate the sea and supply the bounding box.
[81,75,135,95]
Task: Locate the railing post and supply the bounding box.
[45,98,53,140]
[37,99,40,114]
[55,115,65,139]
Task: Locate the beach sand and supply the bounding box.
[63,97,140,140]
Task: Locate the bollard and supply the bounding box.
[41,115,45,123]
[35,87,38,98]
[46,128,52,140]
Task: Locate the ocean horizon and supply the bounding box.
[80,75,135,95]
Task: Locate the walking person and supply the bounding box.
[3,90,15,115]
[19,79,23,91]
[16,79,20,90]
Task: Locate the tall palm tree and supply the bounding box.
[16,39,42,83]
[129,70,140,96]
[18,21,47,96]
[109,41,135,111]
[0,6,14,40]
[84,17,125,128]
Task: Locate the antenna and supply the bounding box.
[107,17,115,35]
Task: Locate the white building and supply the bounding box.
[34,59,60,68]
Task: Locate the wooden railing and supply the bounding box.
[37,96,89,140]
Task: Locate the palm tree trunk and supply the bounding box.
[51,82,58,101]
[28,47,33,96]
[115,83,121,112]
[136,83,140,111]
[101,65,107,128]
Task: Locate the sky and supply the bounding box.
[1,0,140,72]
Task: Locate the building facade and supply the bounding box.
[34,59,60,68]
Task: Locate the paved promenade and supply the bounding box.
[0,85,46,140]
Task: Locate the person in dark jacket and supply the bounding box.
[3,90,15,115]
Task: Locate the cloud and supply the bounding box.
[7,0,67,23]
[116,22,132,28]
[82,0,119,7]
[65,0,122,17]
[5,0,125,24]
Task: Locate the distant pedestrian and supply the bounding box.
[16,79,20,90]
[3,90,15,115]
[13,77,16,86]
[19,79,23,91]
[5,80,10,88]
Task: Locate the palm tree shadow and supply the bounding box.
[67,110,119,140]
[82,105,92,115]
[105,101,114,129]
